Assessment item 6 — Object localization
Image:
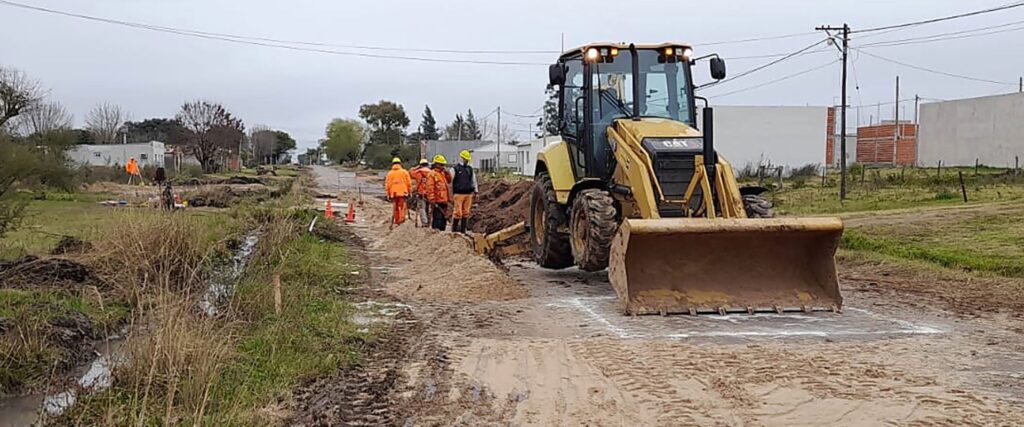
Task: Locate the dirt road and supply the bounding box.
[302,165,1024,426]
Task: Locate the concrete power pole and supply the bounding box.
[497,105,502,172]
[818,23,850,199]
[894,75,900,165]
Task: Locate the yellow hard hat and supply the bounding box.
[432,154,447,165]
[392,157,401,164]
[459,150,471,161]
[419,158,428,165]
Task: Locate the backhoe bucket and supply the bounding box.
[608,217,844,315]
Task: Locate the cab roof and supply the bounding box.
[560,42,693,60]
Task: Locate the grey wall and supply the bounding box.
[67,141,165,167]
[698,106,829,172]
[424,140,490,166]
[918,92,1024,167]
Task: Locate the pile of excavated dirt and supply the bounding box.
[0,256,103,289]
[471,180,533,234]
[185,184,273,207]
[373,222,527,303]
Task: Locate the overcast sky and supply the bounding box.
[3,0,1023,152]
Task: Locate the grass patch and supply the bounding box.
[0,289,131,394]
[840,208,1024,277]
[61,208,363,425]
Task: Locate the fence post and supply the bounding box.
[758,166,765,187]
[821,168,827,187]
[937,161,942,177]
[860,166,866,184]
[1016,156,1020,176]
[777,167,784,190]
[958,171,968,203]
[975,158,979,176]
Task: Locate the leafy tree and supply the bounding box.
[363,143,419,169]
[420,105,439,140]
[463,109,482,140]
[323,118,364,163]
[176,100,245,173]
[536,88,559,138]
[272,130,296,158]
[250,127,278,165]
[358,100,409,145]
[124,118,185,144]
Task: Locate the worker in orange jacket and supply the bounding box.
[426,154,452,231]
[408,158,431,226]
[125,157,142,185]
[384,157,412,226]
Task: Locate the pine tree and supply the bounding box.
[536,88,560,138]
[443,114,465,140]
[464,109,482,140]
[420,105,439,140]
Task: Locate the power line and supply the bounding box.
[853,1,1024,33]
[503,110,542,118]
[698,39,830,90]
[696,31,819,46]
[854,49,1017,86]
[858,19,1024,47]
[704,60,838,99]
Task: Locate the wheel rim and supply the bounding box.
[570,209,587,256]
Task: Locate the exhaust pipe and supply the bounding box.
[702,106,716,185]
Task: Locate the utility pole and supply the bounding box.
[894,75,900,165]
[818,23,850,199]
[493,105,497,171]
[1020,76,1022,92]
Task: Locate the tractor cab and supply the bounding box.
[547,43,726,181]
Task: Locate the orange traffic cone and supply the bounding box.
[344,199,356,223]
[325,199,334,219]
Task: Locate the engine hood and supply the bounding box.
[613,118,701,141]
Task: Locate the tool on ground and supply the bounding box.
[527,42,844,315]
[472,222,531,259]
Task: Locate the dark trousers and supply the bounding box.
[431,203,448,231]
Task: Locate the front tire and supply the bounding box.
[570,189,618,272]
[529,172,573,269]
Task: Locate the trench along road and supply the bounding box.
[308,166,1024,426]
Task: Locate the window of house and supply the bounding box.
[507,154,517,163]
[93,152,101,158]
[140,154,148,160]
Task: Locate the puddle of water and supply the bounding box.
[200,231,260,316]
[0,340,121,426]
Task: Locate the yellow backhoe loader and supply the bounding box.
[526,42,844,315]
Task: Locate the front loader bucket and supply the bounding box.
[608,217,844,315]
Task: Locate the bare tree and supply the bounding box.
[481,118,514,144]
[249,124,275,165]
[0,66,45,130]
[176,100,245,173]
[15,101,72,136]
[85,102,130,144]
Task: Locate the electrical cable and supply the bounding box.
[704,60,838,98]
[698,39,829,90]
[853,1,1024,33]
[854,49,1017,86]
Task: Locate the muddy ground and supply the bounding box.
[298,166,1024,426]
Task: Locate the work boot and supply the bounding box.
[454,219,463,233]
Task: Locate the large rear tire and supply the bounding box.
[570,189,618,272]
[529,172,573,269]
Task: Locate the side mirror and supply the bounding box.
[549,63,565,87]
[710,57,727,80]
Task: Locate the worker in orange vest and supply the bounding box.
[384,157,412,227]
[426,154,452,231]
[125,157,142,184]
[408,158,431,226]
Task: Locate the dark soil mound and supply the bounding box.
[471,180,533,234]
[50,236,93,255]
[0,256,100,289]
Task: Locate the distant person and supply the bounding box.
[384,157,412,227]
[451,150,478,233]
[154,166,167,185]
[125,157,142,184]
[409,158,431,227]
[426,155,452,231]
